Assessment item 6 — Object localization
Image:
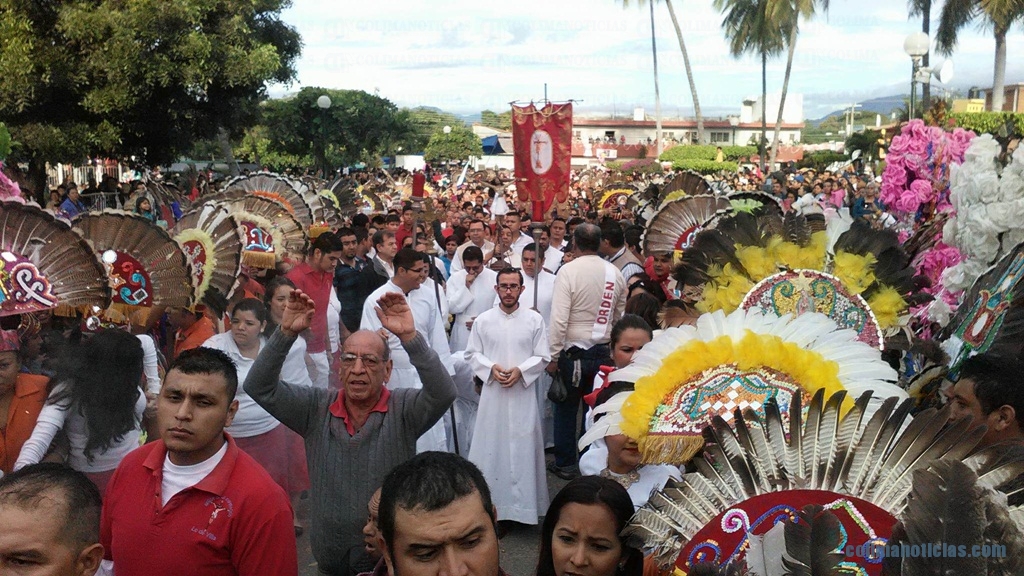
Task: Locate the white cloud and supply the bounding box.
[272,0,1024,119]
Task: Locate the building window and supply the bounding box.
[604,131,616,139]
[573,130,581,138]
[710,132,730,143]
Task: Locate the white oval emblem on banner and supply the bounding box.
[530,130,553,175]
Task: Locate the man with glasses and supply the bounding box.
[244,287,456,576]
[464,267,550,530]
[360,248,454,452]
[448,246,498,352]
[450,219,494,274]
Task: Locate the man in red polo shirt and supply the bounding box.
[288,232,347,388]
[394,203,416,248]
[100,347,297,576]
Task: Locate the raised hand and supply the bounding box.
[280,289,315,337]
[374,292,417,342]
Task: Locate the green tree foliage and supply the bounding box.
[845,130,884,161]
[0,0,300,194]
[950,112,1024,136]
[399,108,467,154]
[234,125,311,170]
[423,126,483,164]
[257,87,410,172]
[479,110,512,131]
[796,151,847,170]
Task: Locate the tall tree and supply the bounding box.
[0,0,300,197]
[715,0,786,172]
[621,0,704,146]
[423,126,483,164]
[650,0,663,156]
[936,0,1024,111]
[768,0,829,168]
[259,88,412,171]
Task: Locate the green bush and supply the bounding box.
[950,112,1024,136]
[605,160,624,171]
[671,159,738,174]
[659,145,756,164]
[797,151,848,170]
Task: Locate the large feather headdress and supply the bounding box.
[221,172,314,230]
[205,195,308,269]
[622,389,991,575]
[171,204,244,301]
[73,210,196,310]
[673,211,920,347]
[0,201,110,316]
[601,308,904,466]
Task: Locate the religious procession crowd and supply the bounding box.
[2,118,1024,576]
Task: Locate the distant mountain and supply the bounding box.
[811,95,906,126]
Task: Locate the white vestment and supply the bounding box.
[361,280,455,453]
[465,305,550,524]
[494,271,556,447]
[447,268,498,352]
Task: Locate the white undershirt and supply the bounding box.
[161,442,228,506]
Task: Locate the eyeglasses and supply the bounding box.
[497,284,521,292]
[340,353,382,368]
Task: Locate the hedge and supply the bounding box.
[949,112,1024,136]
[619,158,663,175]
[659,145,756,163]
[671,159,739,174]
[796,151,848,170]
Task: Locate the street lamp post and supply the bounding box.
[903,33,929,120]
[317,95,332,177]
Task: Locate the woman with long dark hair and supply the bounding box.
[14,329,144,495]
[536,476,643,576]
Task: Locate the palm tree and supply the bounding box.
[767,0,829,168]
[714,0,786,172]
[622,0,705,146]
[936,0,1024,111]
[663,0,706,144]
[650,1,663,156]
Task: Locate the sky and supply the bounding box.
[273,0,1024,120]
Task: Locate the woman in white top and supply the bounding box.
[202,294,312,533]
[15,329,145,496]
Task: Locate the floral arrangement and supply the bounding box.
[880,119,974,218]
[925,135,1024,325]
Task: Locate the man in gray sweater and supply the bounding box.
[244,289,456,576]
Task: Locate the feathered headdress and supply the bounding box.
[622,390,993,576]
[0,201,110,316]
[673,211,920,346]
[604,308,904,465]
[941,242,1024,379]
[205,195,308,269]
[73,210,196,311]
[221,172,314,230]
[171,204,244,301]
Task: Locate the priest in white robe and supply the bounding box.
[495,243,556,448]
[447,245,498,352]
[361,248,454,453]
[465,267,550,525]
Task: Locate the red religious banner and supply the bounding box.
[511,102,572,220]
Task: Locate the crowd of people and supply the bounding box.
[1,152,1022,576]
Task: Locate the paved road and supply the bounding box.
[297,454,572,576]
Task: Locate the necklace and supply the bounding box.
[600,467,641,490]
